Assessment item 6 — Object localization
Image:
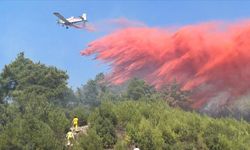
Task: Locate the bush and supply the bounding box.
[88,102,117,148]
[67,106,89,126]
[0,115,62,150]
[73,129,103,150]
[111,101,250,150]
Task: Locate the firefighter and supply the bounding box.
[66,129,74,146]
[72,116,79,130]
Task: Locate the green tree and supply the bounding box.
[73,129,103,150]
[160,80,191,109]
[111,101,250,150]
[67,106,89,126]
[0,53,71,149]
[76,73,107,107]
[89,103,117,148]
[0,115,62,150]
[0,52,69,106]
[126,78,155,100]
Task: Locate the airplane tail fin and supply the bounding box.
[80,13,87,21]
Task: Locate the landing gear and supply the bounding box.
[66,26,69,29]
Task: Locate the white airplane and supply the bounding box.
[53,12,87,29]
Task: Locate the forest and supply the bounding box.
[0,52,250,150]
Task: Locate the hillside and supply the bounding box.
[1,53,250,150]
[73,101,250,150]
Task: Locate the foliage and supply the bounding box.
[66,106,89,126]
[110,101,250,149]
[160,80,191,109]
[88,102,117,148]
[126,78,155,100]
[1,53,250,150]
[114,139,127,150]
[76,73,107,107]
[0,115,62,150]
[0,52,69,106]
[73,129,103,150]
[0,53,70,149]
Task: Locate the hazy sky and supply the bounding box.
[1,0,250,89]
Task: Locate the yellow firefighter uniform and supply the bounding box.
[73,117,79,128]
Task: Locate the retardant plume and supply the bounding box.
[81,20,250,109]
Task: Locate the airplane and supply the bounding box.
[53,12,87,29]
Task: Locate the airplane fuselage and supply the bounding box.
[54,12,87,29]
[58,17,85,26]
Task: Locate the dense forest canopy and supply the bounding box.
[0,53,250,149]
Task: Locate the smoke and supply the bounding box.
[81,20,250,109]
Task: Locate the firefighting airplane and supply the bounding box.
[53,12,87,29]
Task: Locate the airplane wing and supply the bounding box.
[53,12,71,24]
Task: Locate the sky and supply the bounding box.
[1,0,250,89]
